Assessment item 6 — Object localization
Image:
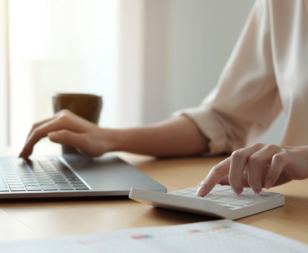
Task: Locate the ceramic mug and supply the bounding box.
[52,93,103,154]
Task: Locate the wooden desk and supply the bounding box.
[1,144,308,244]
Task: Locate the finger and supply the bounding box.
[197,157,231,196]
[26,116,56,140]
[229,143,265,194]
[247,144,281,193]
[264,152,287,189]
[25,110,76,143]
[19,115,80,158]
[48,130,87,151]
[19,118,64,158]
[242,165,250,187]
[218,175,229,185]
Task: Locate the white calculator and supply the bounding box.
[129,185,285,220]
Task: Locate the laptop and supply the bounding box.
[0,154,166,199]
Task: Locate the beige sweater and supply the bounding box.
[175,0,308,155]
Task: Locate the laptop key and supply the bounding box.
[68,178,81,181]
[74,186,89,190]
[8,183,24,187]
[50,177,64,180]
[57,184,71,187]
[70,180,83,184]
[48,175,62,178]
[38,180,54,183]
[41,185,58,191]
[5,177,20,180]
[22,180,38,183]
[6,180,22,183]
[57,184,73,190]
[73,184,86,187]
[55,181,68,185]
[10,187,26,192]
[50,175,65,178]
[26,186,42,191]
[0,173,8,189]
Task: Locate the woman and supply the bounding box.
[19,0,308,197]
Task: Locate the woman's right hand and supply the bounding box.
[19,110,117,158]
[196,143,308,196]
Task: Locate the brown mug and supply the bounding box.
[52,93,103,154]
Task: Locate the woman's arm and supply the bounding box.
[19,110,209,158]
[114,115,209,157]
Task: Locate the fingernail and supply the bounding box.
[48,132,59,141]
[197,185,207,196]
[254,188,262,194]
[19,149,27,158]
[265,178,273,189]
[196,186,203,194]
[234,187,242,195]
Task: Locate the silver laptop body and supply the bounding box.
[0,154,166,199]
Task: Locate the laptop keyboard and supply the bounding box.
[0,157,90,192]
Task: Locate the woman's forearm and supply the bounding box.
[109,116,209,157]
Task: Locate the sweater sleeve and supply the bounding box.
[174,0,282,155]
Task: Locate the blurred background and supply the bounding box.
[0,0,286,150]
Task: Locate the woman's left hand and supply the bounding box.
[197,143,308,196]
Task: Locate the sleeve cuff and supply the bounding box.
[173,105,228,155]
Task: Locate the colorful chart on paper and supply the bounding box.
[1,220,307,253]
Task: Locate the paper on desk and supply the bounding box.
[1,219,307,253]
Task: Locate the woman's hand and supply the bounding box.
[197,143,308,196]
[19,110,117,158]
[19,112,209,159]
